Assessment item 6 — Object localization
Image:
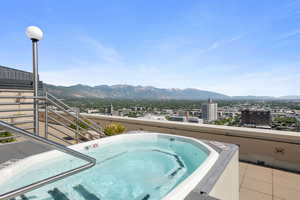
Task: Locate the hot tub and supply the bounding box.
[0,133,220,200]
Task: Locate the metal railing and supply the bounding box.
[0,134,20,141]
[0,89,105,145]
[0,89,105,198]
[0,90,35,135]
[0,120,96,200]
[43,91,106,144]
[46,92,104,134]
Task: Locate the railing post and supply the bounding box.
[32,40,39,136]
[45,92,48,139]
[26,26,43,136]
[76,110,79,144]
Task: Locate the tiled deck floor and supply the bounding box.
[240,162,300,200]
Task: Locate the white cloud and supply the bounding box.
[40,62,185,87]
[146,35,243,53]
[39,35,299,97]
[200,69,300,96]
[280,29,300,39]
[145,37,198,51]
[199,35,243,53]
[40,61,300,97]
[79,36,122,64]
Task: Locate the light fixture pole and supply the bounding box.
[26,26,43,135]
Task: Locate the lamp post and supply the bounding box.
[26,26,43,135]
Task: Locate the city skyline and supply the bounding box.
[1,0,300,96]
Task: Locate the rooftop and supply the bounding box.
[240,162,300,200]
[0,79,299,199]
[1,140,299,200]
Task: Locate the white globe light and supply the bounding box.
[26,26,43,41]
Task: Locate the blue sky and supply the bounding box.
[0,0,300,96]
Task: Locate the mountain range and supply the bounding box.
[44,83,300,100]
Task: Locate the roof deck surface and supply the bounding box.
[240,162,300,200]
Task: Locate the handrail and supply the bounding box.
[47,114,90,141]
[0,96,42,99]
[0,135,20,140]
[0,120,96,200]
[48,108,95,136]
[46,94,105,137]
[0,91,104,138]
[0,89,34,92]
[47,93,104,133]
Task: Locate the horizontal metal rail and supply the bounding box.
[48,115,80,134]
[0,130,9,133]
[47,115,90,141]
[47,93,103,132]
[0,120,96,200]
[0,108,34,113]
[10,120,34,125]
[0,135,20,140]
[0,96,42,99]
[46,95,104,137]
[48,122,88,141]
[48,108,91,133]
[0,114,34,119]
[46,98,97,132]
[24,126,34,131]
[48,108,78,128]
[79,114,104,134]
[48,124,76,140]
[47,132,73,145]
[0,102,35,106]
[0,89,34,93]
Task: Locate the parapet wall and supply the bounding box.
[0,89,33,126]
[83,114,300,173]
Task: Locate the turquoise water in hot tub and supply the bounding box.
[1,136,209,200]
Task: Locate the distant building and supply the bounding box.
[188,117,203,124]
[138,114,166,121]
[132,106,145,111]
[176,110,186,116]
[294,110,300,115]
[168,116,186,122]
[167,115,203,124]
[296,117,300,132]
[107,104,114,115]
[119,108,131,116]
[112,110,119,116]
[0,65,42,89]
[70,107,80,113]
[163,109,174,115]
[190,109,201,117]
[202,98,218,122]
[241,109,271,127]
[87,109,99,114]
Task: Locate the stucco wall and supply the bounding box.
[0,89,34,128]
[209,151,239,200]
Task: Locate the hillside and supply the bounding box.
[44,84,230,100]
[44,84,300,100]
